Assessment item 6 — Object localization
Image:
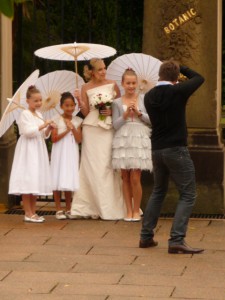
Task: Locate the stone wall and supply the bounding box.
[142,0,224,214]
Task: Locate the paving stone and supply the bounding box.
[108,297,172,300]
[73,263,182,276]
[0,270,11,280]
[182,264,225,288]
[52,283,174,298]
[0,294,105,300]
[0,228,13,236]
[39,244,92,255]
[0,277,55,294]
[189,250,225,268]
[0,252,31,262]
[88,245,169,256]
[0,236,49,245]
[4,270,122,285]
[0,214,224,299]
[27,253,134,265]
[0,261,75,273]
[173,285,225,299]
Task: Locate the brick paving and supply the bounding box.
[0,213,225,299]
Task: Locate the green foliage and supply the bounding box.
[0,0,31,18]
[13,0,144,89]
[0,0,14,18]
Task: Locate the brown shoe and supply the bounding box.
[168,242,204,254]
[139,238,158,248]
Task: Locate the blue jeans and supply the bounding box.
[140,146,196,245]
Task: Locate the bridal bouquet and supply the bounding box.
[93,93,113,121]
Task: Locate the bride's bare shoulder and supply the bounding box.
[106,79,116,84]
[81,82,92,91]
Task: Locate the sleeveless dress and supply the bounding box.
[71,83,125,220]
[9,110,52,196]
[50,115,83,192]
[112,97,152,170]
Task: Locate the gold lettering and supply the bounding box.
[182,13,190,21]
[163,7,197,35]
[169,23,175,31]
[187,10,192,18]
[190,8,196,16]
[164,27,170,34]
[172,18,179,27]
[178,16,185,25]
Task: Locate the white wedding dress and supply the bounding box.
[71,83,125,220]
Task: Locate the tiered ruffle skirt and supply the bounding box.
[112,122,152,170]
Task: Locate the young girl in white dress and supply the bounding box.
[9,85,55,223]
[51,92,82,220]
[112,69,152,221]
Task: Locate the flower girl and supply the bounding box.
[51,92,82,220]
[9,85,55,223]
[112,69,152,221]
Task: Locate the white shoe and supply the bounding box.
[65,211,74,219]
[55,211,67,220]
[139,208,143,216]
[24,215,44,223]
[91,215,99,220]
[34,214,45,221]
[124,218,132,222]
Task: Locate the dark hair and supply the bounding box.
[158,60,180,82]
[26,85,40,99]
[122,68,137,82]
[60,92,75,106]
[83,58,104,81]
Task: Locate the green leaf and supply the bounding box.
[0,0,14,18]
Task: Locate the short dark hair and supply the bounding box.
[159,60,180,82]
[60,92,75,106]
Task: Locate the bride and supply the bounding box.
[70,58,125,220]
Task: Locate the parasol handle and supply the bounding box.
[74,52,81,107]
[54,107,61,115]
[74,59,78,88]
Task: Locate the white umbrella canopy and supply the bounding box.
[106,53,162,94]
[0,70,40,138]
[34,42,117,87]
[35,70,84,120]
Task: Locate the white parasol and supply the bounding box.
[106,53,162,94]
[34,42,117,87]
[0,70,40,138]
[35,70,84,120]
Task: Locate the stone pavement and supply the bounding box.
[0,214,225,300]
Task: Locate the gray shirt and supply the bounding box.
[112,95,151,130]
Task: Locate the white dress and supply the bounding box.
[9,110,52,196]
[50,115,83,191]
[71,83,125,220]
